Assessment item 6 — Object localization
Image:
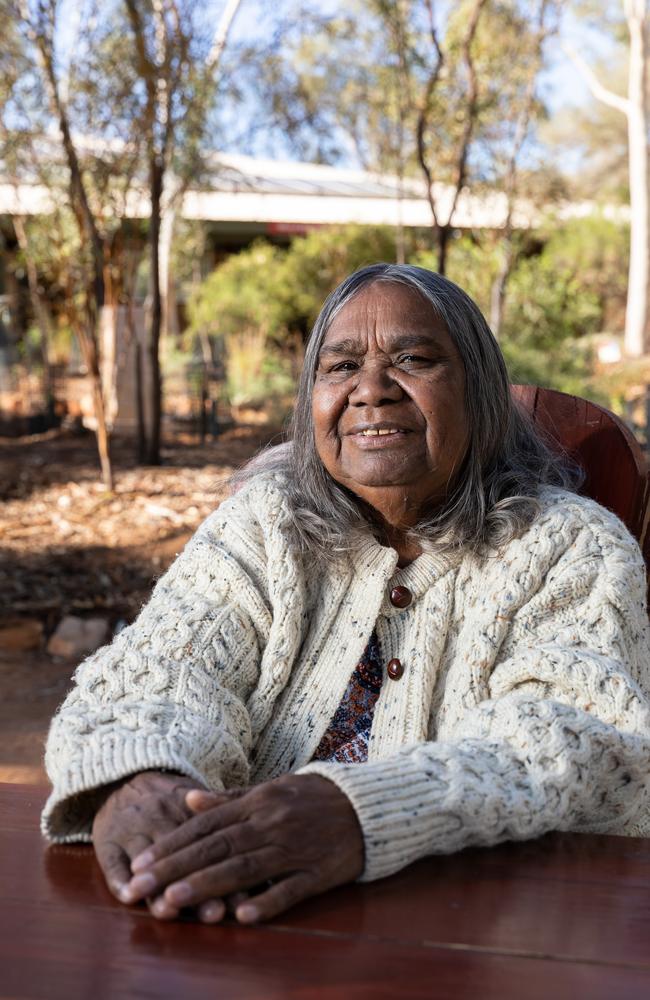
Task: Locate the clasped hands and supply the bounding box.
[92,770,364,924]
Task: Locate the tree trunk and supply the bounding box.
[145,155,164,465]
[155,0,245,342]
[90,369,114,490]
[414,0,487,277]
[124,295,146,462]
[564,6,649,358]
[158,174,183,341]
[12,214,55,412]
[490,240,515,337]
[437,226,450,275]
[23,5,113,485]
[624,1,649,358]
[74,318,114,490]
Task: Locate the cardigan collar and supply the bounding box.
[347,533,463,614]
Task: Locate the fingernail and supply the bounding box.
[152,898,177,919]
[120,872,156,902]
[131,850,155,873]
[166,881,193,906]
[199,900,225,923]
[186,789,213,803]
[185,791,217,811]
[236,903,259,924]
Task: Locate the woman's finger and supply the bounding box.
[235,873,314,924]
[130,797,249,874]
[124,833,153,863]
[186,789,245,813]
[148,894,180,920]
[161,847,280,908]
[123,821,259,902]
[148,894,226,924]
[197,898,227,924]
[94,838,132,897]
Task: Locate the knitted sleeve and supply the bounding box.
[299,510,650,882]
[41,490,273,843]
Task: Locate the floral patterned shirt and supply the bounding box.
[311,630,383,764]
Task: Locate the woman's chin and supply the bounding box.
[339,456,429,491]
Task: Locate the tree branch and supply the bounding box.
[19,0,105,312]
[501,0,551,233]
[207,0,244,74]
[562,41,630,116]
[445,0,489,226]
[415,1,443,229]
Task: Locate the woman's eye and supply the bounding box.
[397,354,432,366]
[330,360,359,372]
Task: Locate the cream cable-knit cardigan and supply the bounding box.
[42,474,650,881]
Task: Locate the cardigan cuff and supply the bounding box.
[41,734,215,843]
[297,753,465,882]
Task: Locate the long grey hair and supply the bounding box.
[234,263,577,559]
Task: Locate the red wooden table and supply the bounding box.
[2,782,650,999]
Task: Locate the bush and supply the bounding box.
[187,241,292,343]
[187,217,629,409]
[411,236,500,318]
[281,224,400,330]
[417,218,628,396]
[225,329,296,408]
[499,217,628,395]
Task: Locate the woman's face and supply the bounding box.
[312,282,469,526]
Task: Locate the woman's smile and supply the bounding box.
[346,423,414,447]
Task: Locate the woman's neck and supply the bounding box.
[381,526,422,568]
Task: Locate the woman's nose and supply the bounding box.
[348,364,403,406]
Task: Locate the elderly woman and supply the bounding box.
[43,264,650,926]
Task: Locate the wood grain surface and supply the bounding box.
[1,783,650,999]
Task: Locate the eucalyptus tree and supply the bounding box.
[123,0,243,463]
[8,0,125,487]
[564,0,649,357]
[6,0,243,472]
[245,1,564,278]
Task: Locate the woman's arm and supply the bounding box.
[298,514,650,881]
[41,491,273,843]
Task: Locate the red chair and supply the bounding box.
[512,385,650,598]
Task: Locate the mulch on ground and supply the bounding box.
[0,423,282,782]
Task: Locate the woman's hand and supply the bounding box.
[92,770,205,903]
[119,774,365,923]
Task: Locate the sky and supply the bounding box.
[51,0,624,174]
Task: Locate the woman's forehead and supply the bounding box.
[321,282,451,351]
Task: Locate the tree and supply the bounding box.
[237,2,412,169]
[249,2,564,278]
[488,0,560,335]
[124,0,243,464]
[388,0,563,277]
[411,0,488,274]
[14,0,116,488]
[6,0,243,470]
[157,0,244,344]
[564,0,649,357]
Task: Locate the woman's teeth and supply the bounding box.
[360,428,402,436]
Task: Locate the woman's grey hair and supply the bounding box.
[234,263,578,559]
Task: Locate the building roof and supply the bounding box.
[0,150,628,230]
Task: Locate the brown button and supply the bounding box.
[387,658,404,680]
[390,586,412,608]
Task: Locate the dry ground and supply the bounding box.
[0,423,282,783]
